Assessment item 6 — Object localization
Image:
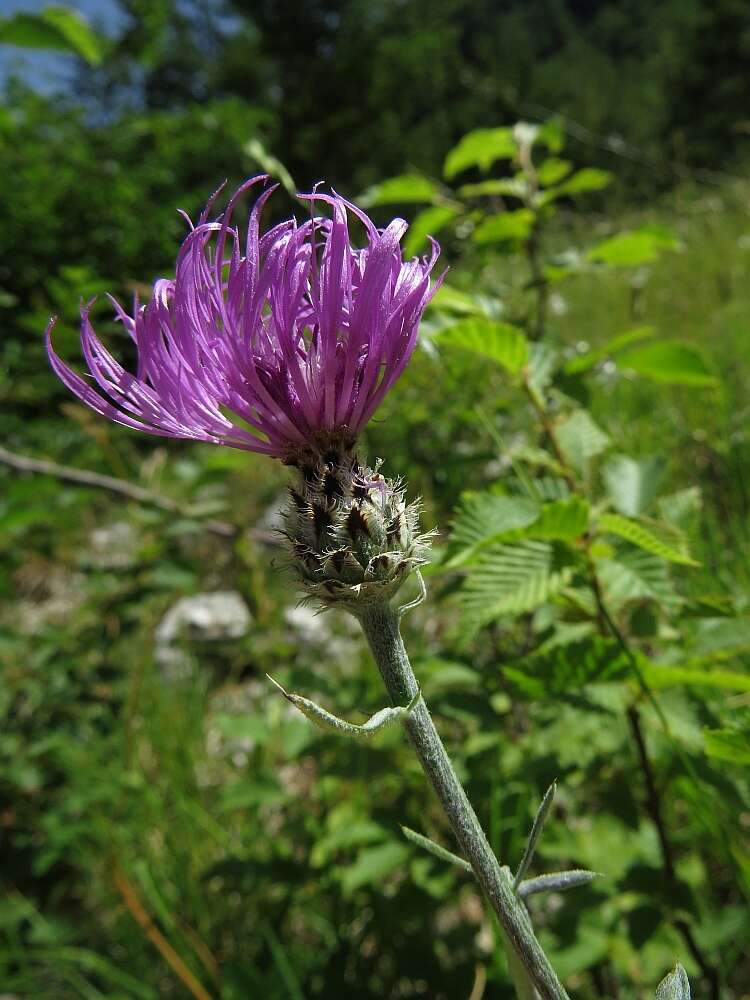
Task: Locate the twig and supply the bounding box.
[626,707,720,1000]
[112,864,214,1000]
[0,445,237,539]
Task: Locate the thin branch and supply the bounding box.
[0,445,238,539]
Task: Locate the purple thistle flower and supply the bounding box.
[46,176,442,462]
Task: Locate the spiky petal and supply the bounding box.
[47,177,442,462]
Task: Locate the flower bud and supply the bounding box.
[283,446,431,613]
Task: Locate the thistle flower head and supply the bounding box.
[284,451,432,611]
[46,176,441,464]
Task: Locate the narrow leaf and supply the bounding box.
[518,869,600,899]
[401,826,472,872]
[513,782,556,888]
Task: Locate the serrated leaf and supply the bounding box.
[404,204,462,256]
[657,487,702,529]
[443,127,517,179]
[596,550,676,607]
[527,497,589,541]
[588,225,679,267]
[359,173,441,207]
[0,6,104,64]
[603,455,664,516]
[617,340,718,387]
[437,317,529,374]
[460,540,575,624]
[564,325,655,374]
[447,493,540,566]
[473,209,535,245]
[340,842,409,893]
[527,342,559,398]
[703,727,750,764]
[597,513,698,566]
[555,410,610,471]
[655,963,691,1000]
[504,637,630,699]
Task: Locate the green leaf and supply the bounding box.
[527,497,589,541]
[550,168,613,198]
[658,487,702,529]
[458,177,528,199]
[643,665,750,692]
[555,410,610,471]
[536,157,573,187]
[588,226,679,267]
[617,340,718,387]
[597,513,697,565]
[447,492,540,566]
[603,455,664,516]
[564,326,655,374]
[437,318,529,374]
[443,127,517,179]
[473,209,535,245]
[429,284,487,315]
[340,841,409,893]
[504,637,630,699]
[596,551,676,607]
[0,6,105,65]
[245,138,296,195]
[703,727,750,764]
[404,204,462,256]
[358,173,441,207]
[655,963,691,1000]
[527,342,559,399]
[460,540,575,624]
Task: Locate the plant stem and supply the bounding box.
[356,600,569,1000]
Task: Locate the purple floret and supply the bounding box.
[47,176,442,460]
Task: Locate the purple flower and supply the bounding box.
[47,176,442,462]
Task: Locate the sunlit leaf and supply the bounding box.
[447,492,540,566]
[458,177,528,199]
[588,226,679,267]
[536,157,573,187]
[527,497,589,541]
[437,317,529,374]
[460,540,576,624]
[603,454,664,516]
[703,727,750,764]
[564,326,656,374]
[340,841,409,893]
[0,6,105,65]
[359,173,441,207]
[655,963,691,1000]
[473,209,535,244]
[555,410,610,471]
[597,513,698,566]
[443,127,516,179]
[404,203,462,256]
[617,339,718,387]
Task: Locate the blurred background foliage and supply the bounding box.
[1,2,750,999]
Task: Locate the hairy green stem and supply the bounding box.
[356,600,568,1000]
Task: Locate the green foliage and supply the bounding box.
[617,340,718,387]
[0,5,105,64]
[437,317,529,375]
[655,964,691,1000]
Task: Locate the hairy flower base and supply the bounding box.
[283,451,431,611]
